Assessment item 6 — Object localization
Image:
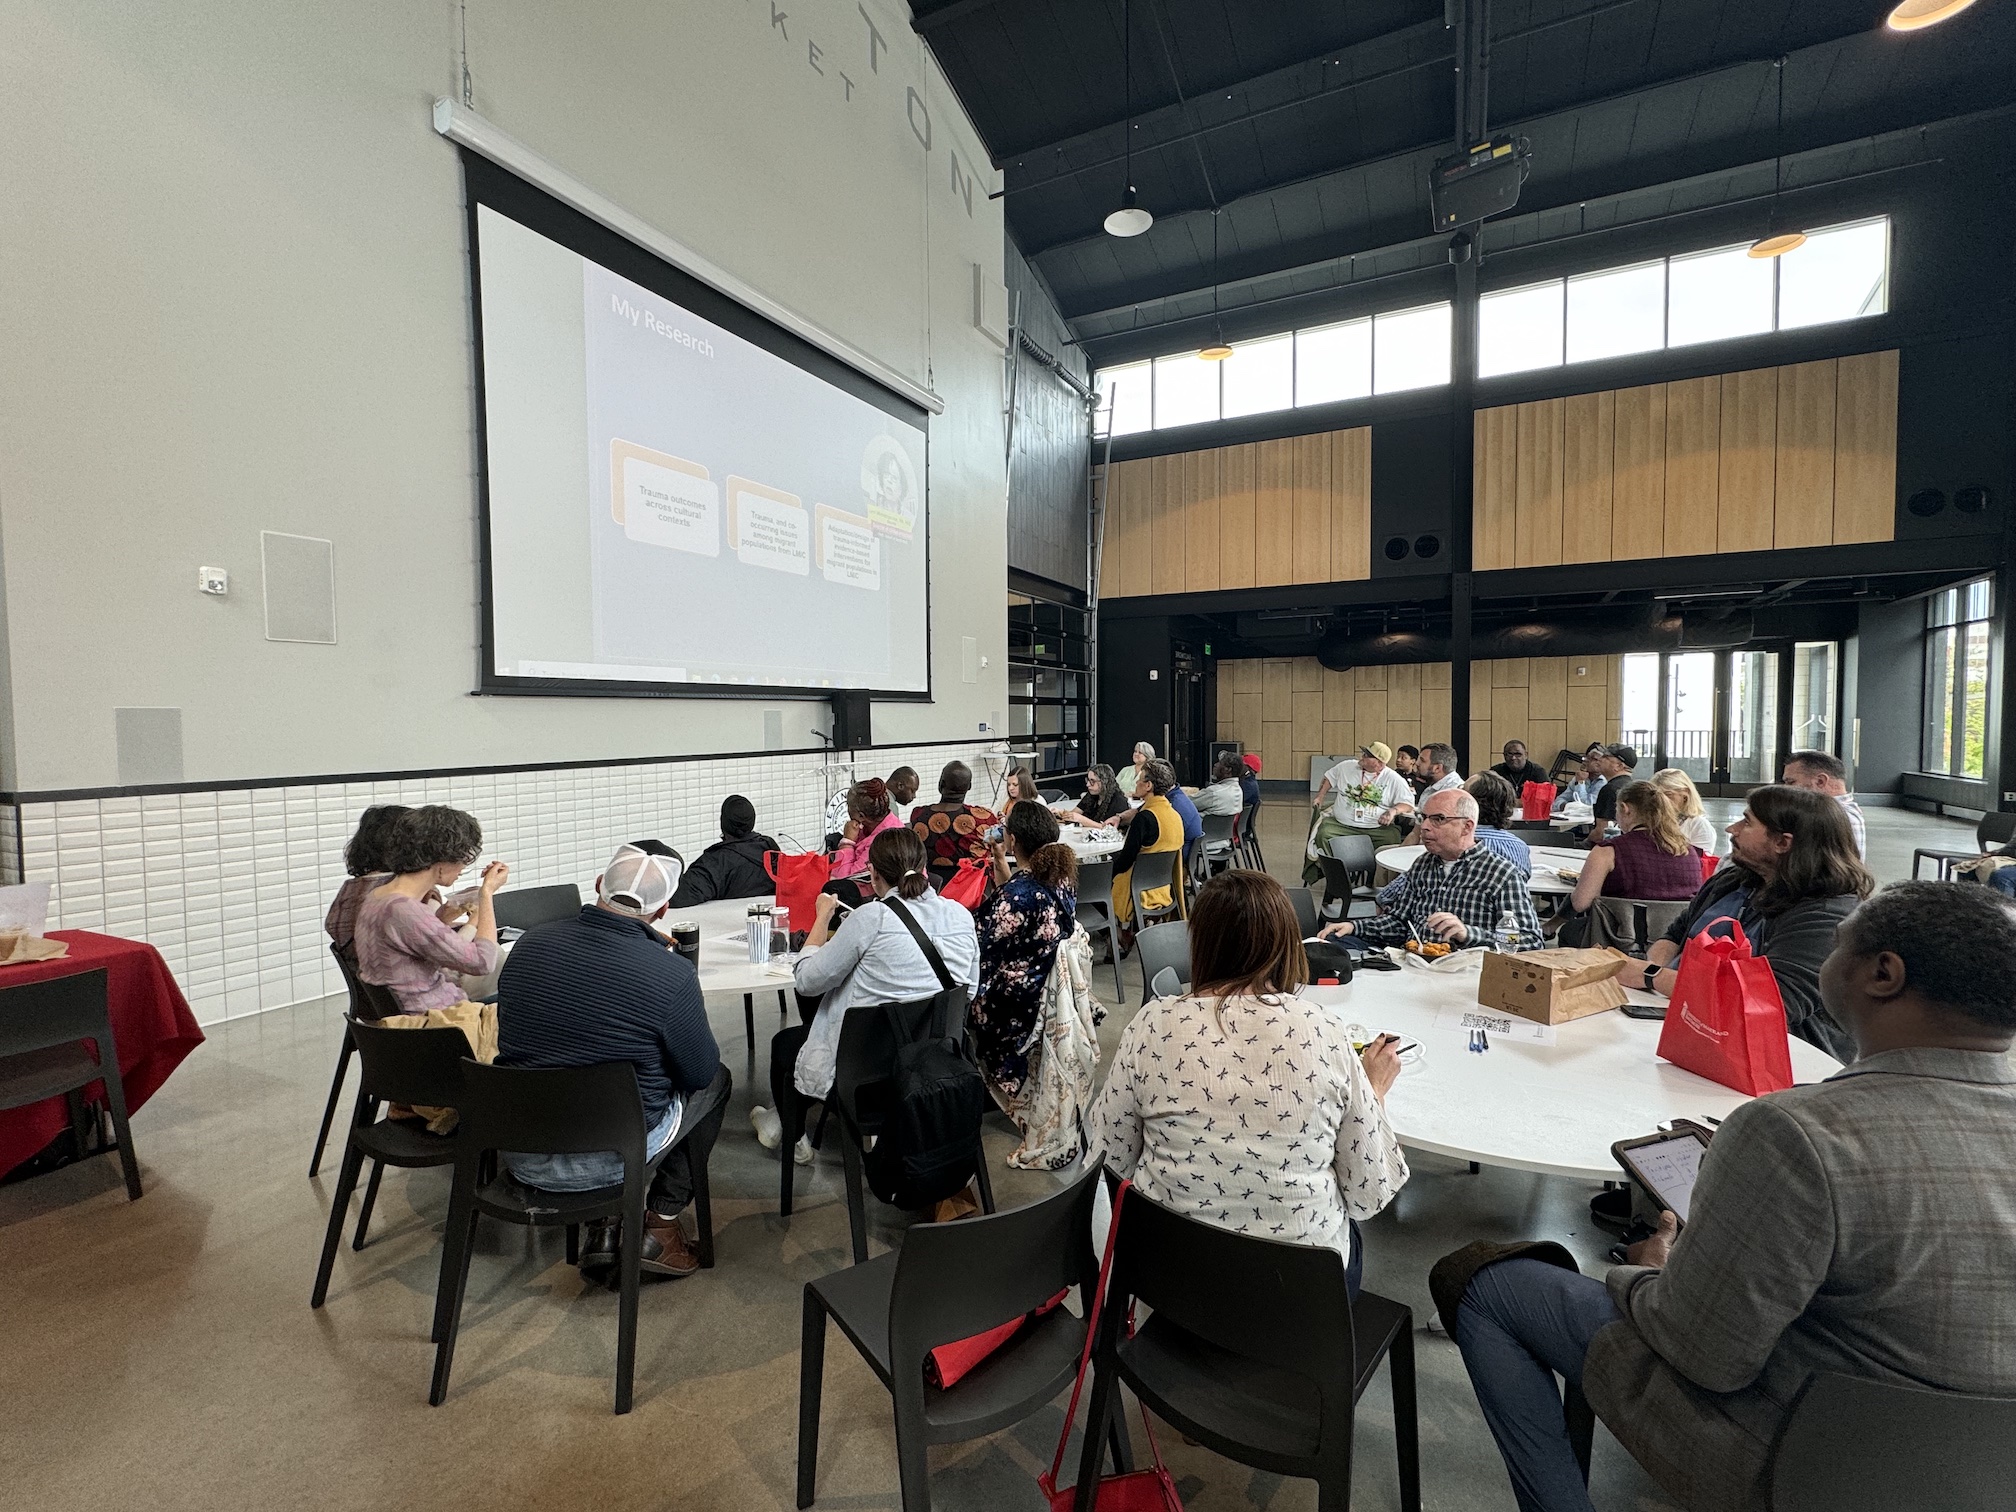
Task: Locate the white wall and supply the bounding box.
[0,0,1008,792]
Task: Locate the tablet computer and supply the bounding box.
[1611,1126,1712,1226]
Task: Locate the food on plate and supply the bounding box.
[1404,939,1453,958]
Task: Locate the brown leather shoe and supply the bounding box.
[638,1216,700,1278]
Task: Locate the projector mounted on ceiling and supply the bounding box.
[1429,135,1533,232]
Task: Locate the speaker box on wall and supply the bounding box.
[1370,416,1454,577]
[830,691,872,750]
[261,531,337,643]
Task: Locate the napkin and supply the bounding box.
[0,927,67,965]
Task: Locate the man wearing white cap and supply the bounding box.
[1305,741,1417,888]
[497,845,728,1280]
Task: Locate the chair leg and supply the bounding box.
[839,1130,870,1264]
[1391,1320,1422,1512]
[428,1191,481,1403]
[352,1160,384,1250]
[1564,1380,1595,1486]
[688,1138,716,1269]
[1106,1413,1134,1474]
[99,1070,143,1202]
[796,1289,828,1509]
[311,1139,367,1308]
[778,989,790,1019]
[894,1405,933,1512]
[1072,1360,1121,1512]
[565,1223,579,1266]
[614,1203,643,1414]
[309,1031,353,1177]
[972,1139,996,1215]
[780,1093,805,1218]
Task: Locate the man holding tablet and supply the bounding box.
[1437,881,2016,1512]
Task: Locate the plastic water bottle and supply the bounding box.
[1497,909,1523,954]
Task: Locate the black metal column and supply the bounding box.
[1446,0,1489,771]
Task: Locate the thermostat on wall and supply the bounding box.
[199,566,229,595]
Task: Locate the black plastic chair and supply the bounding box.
[743,988,792,1074]
[1136,919,1190,1004]
[491,882,583,933]
[1195,812,1239,883]
[1238,800,1266,870]
[311,1018,467,1312]
[429,1057,725,1413]
[1913,810,2016,881]
[780,996,996,1265]
[1039,788,1069,803]
[1074,1190,1420,1512]
[1286,886,1321,941]
[0,968,141,1201]
[311,941,400,1178]
[1318,834,1380,921]
[1074,859,1125,1003]
[1585,897,1690,956]
[798,1162,1110,1512]
[1769,1371,2016,1511]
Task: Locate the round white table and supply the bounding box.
[461,893,800,1001]
[1064,829,1125,861]
[1301,962,1839,1182]
[1376,843,1591,896]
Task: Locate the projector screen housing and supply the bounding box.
[462,151,934,701]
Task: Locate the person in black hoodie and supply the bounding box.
[669,796,777,907]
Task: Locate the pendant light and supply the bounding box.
[1198,208,1232,360]
[1887,0,1979,30]
[1748,57,1806,260]
[1103,0,1153,238]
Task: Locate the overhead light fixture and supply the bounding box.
[1886,0,1979,30]
[1197,207,1232,359]
[1104,0,1153,239]
[1749,56,1806,260]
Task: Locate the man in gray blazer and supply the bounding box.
[1444,881,2016,1512]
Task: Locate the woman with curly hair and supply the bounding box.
[325,803,410,954]
[970,802,1081,1101]
[354,805,509,1015]
[909,759,1002,886]
[826,777,904,906]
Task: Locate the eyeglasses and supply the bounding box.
[1419,813,1470,827]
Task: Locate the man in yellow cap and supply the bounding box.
[1305,742,1417,888]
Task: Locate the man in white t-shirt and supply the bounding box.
[1305,742,1416,885]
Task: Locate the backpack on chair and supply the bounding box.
[860,896,988,1209]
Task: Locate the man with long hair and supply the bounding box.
[1636,784,1873,1060]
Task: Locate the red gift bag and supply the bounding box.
[764,850,831,933]
[939,858,990,912]
[1520,781,1557,821]
[1699,850,1721,882]
[1656,920,1795,1096]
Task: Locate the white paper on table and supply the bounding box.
[0,881,51,935]
[1432,1003,1558,1046]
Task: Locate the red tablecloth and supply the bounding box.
[0,930,206,1178]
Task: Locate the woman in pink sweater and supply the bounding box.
[827,778,902,903]
[354,806,510,1014]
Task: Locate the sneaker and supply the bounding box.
[793,1133,817,1166]
[751,1104,783,1150]
[639,1216,700,1278]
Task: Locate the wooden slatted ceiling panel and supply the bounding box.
[1717,367,1778,555]
[1330,428,1372,582]
[1663,375,1721,555]
[1775,359,1838,549]
[1514,398,1565,567]
[1217,443,1257,589]
[1474,405,1519,571]
[1560,390,1613,565]
[1610,383,1667,562]
[1252,438,1298,586]
[1833,350,1898,544]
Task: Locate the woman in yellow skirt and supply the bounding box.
[1112,759,1187,928]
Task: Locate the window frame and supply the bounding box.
[1922,579,1994,779]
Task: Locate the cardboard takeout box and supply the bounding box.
[1478,946,1631,1025]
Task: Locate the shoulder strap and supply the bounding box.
[882,894,957,992]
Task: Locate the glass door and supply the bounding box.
[1791,642,1838,755]
[1727,651,1780,786]
[1664,652,1716,782]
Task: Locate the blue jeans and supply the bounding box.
[1456,1257,1621,1512]
[505,1097,682,1193]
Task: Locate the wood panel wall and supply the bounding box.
[1473,350,1898,569]
[1217,655,1623,783]
[1098,428,1371,598]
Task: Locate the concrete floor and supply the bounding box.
[0,799,1974,1512]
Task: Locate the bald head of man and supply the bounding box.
[1419,788,1481,861]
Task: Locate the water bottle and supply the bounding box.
[771,905,792,960]
[1497,909,1523,954]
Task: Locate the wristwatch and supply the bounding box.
[1641,963,1660,991]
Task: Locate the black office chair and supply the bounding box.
[1074,859,1125,1003]
[1136,919,1191,1004]
[1769,1371,2016,1512]
[429,1058,726,1413]
[490,882,584,933]
[0,969,141,1201]
[1073,1190,1420,1512]
[311,1018,467,1311]
[311,942,401,1178]
[780,995,996,1264]
[1913,811,2016,881]
[797,1163,1112,1512]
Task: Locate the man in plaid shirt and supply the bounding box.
[1320,789,1542,950]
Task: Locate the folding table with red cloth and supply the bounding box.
[0,930,205,1179]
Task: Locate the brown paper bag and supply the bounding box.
[0,927,68,966]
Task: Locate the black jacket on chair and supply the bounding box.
[670,832,778,907]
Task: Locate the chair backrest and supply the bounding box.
[0,968,111,1059]
[889,1161,1102,1365]
[1588,897,1689,954]
[1103,1187,1357,1413]
[329,941,401,1022]
[1076,858,1114,913]
[1129,848,1179,909]
[1327,833,1376,873]
[833,994,968,1124]
[1976,811,2016,851]
[1285,886,1319,939]
[491,882,584,933]
[1199,812,1236,844]
[346,1017,473,1111]
[1039,788,1068,803]
[1769,1371,2016,1512]
[452,1058,648,1164]
[1150,966,1183,999]
[1136,919,1191,1003]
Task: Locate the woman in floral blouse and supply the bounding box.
[970,803,1079,1100]
[910,759,1002,886]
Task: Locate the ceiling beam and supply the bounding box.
[910,0,1012,35]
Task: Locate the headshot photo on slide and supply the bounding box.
[861,433,919,540]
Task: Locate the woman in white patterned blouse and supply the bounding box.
[1090,870,1409,1294]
